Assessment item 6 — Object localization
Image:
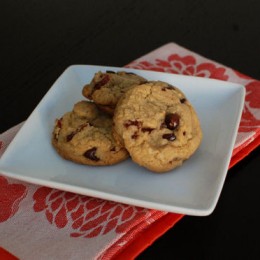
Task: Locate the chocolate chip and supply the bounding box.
[167,84,175,89]
[131,132,138,139]
[66,133,75,142]
[57,118,62,128]
[124,120,142,129]
[180,98,186,103]
[83,147,100,161]
[165,113,180,130]
[125,72,136,75]
[110,147,116,151]
[94,74,110,90]
[141,127,154,133]
[183,131,186,136]
[161,85,175,91]
[162,133,176,141]
[106,70,115,74]
[66,124,88,142]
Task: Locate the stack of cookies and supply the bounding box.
[52,70,202,173]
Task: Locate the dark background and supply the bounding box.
[1,0,259,259]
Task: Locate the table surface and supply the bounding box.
[1,0,259,259]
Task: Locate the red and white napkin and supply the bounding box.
[0,43,259,260]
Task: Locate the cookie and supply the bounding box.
[52,101,129,166]
[113,81,202,172]
[82,71,147,114]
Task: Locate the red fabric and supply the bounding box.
[0,43,259,259]
[112,213,184,260]
[0,247,19,260]
[229,134,260,168]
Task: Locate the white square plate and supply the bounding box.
[0,65,245,216]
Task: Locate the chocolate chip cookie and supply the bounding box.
[82,71,147,114]
[113,81,202,172]
[52,101,129,166]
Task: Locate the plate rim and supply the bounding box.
[0,64,245,216]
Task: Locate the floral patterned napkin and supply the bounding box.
[0,43,259,260]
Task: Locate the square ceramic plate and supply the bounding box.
[0,65,245,216]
